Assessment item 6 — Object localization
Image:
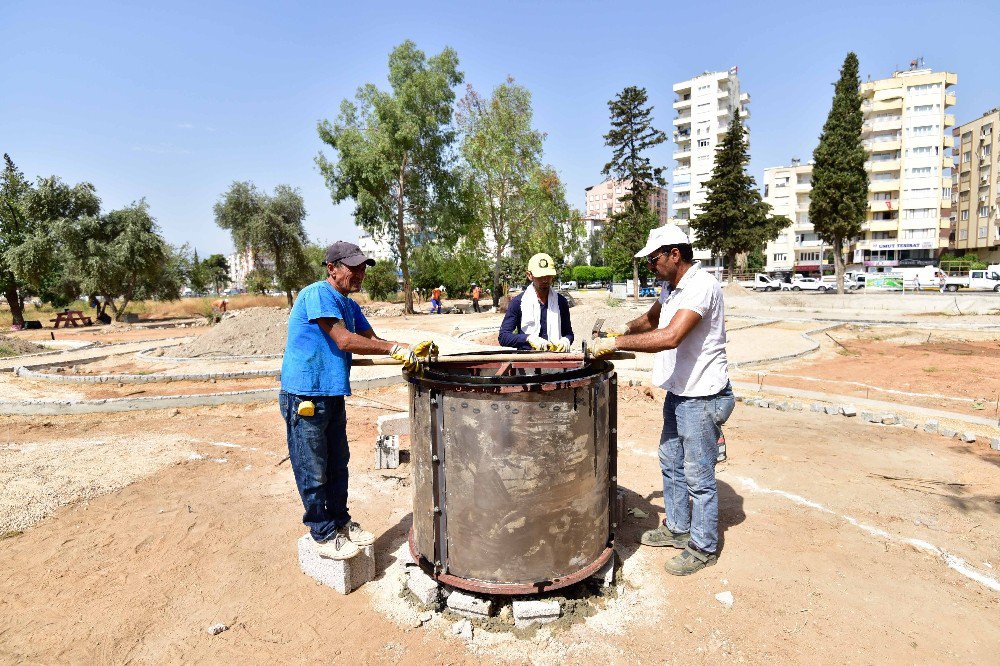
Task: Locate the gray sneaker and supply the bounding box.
[664,545,717,576]
[640,524,691,549]
[341,521,375,546]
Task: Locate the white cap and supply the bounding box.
[634,224,690,258]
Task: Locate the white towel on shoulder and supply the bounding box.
[520,284,561,342]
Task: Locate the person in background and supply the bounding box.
[498,253,573,351]
[430,285,444,314]
[470,283,482,313]
[280,241,436,561]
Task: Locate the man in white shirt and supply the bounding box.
[591,225,735,576]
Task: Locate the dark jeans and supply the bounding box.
[472,299,480,313]
[658,382,736,553]
[279,391,351,542]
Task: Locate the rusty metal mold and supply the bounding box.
[405,354,618,595]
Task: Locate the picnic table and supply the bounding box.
[50,310,93,328]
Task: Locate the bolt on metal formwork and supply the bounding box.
[405,352,619,595]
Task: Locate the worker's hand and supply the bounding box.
[590,337,617,358]
[412,339,438,358]
[604,325,628,338]
[525,335,552,351]
[550,337,572,352]
[389,344,420,372]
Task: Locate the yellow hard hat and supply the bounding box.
[527,253,557,277]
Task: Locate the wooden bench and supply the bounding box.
[50,311,94,328]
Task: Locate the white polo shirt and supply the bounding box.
[651,263,729,397]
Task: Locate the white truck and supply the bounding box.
[942,269,1000,292]
[895,265,946,290]
[736,273,784,291]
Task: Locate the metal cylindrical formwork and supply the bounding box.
[406,354,618,595]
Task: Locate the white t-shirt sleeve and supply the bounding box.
[674,276,714,317]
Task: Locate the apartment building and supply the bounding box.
[357,232,396,263]
[854,67,957,270]
[582,178,669,225]
[951,107,1000,263]
[762,160,827,275]
[671,67,750,263]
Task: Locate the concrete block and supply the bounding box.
[513,599,561,628]
[960,432,976,443]
[881,414,899,426]
[860,411,874,421]
[867,413,882,424]
[791,402,804,411]
[590,554,616,587]
[824,405,838,415]
[810,403,824,413]
[407,567,441,606]
[840,405,857,417]
[902,419,918,429]
[923,420,939,434]
[446,589,494,618]
[990,437,1000,451]
[940,428,958,439]
[775,402,788,412]
[756,400,770,409]
[375,434,399,470]
[298,534,375,595]
[377,412,410,437]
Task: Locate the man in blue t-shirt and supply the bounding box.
[280,241,435,561]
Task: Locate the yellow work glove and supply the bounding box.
[389,344,420,372]
[550,337,571,352]
[526,335,553,351]
[590,337,617,358]
[605,325,628,338]
[412,340,438,358]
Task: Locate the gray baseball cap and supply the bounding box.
[324,241,376,267]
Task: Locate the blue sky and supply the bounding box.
[2,0,996,256]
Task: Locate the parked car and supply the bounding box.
[639,285,658,297]
[736,273,783,292]
[943,269,1000,292]
[584,281,603,289]
[787,277,831,292]
[559,281,578,290]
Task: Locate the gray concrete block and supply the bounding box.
[841,405,857,417]
[991,437,1000,451]
[824,405,838,415]
[960,432,977,443]
[791,402,804,411]
[923,420,939,434]
[298,535,375,595]
[590,554,615,587]
[446,589,494,617]
[881,414,899,426]
[940,428,958,438]
[860,411,874,421]
[377,412,410,436]
[810,403,824,412]
[513,599,561,628]
[407,567,441,606]
[375,434,400,470]
[867,413,882,424]
[756,400,770,409]
[775,402,788,412]
[902,419,918,429]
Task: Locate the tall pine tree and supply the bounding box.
[809,52,868,294]
[602,86,667,300]
[690,109,788,275]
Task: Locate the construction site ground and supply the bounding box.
[1,289,998,664]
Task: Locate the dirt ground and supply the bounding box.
[1,381,998,664]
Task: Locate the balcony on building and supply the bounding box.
[869,199,898,212]
[870,179,900,193]
[944,114,955,128]
[945,92,956,107]
[943,135,954,149]
[673,94,692,110]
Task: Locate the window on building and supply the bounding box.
[907,83,941,93]
[909,166,933,176]
[872,211,897,220]
[942,187,952,198]
[982,145,992,159]
[697,139,709,147]
[960,210,970,220]
[911,104,936,113]
[909,146,934,156]
[958,229,969,240]
[963,151,972,163]
[980,206,990,217]
[903,228,934,239]
[979,226,989,239]
[906,187,933,196]
[872,192,893,201]
[773,253,787,262]
[904,208,934,219]
[871,231,895,240]
[910,125,937,136]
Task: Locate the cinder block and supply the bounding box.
[810,403,824,412]
[881,415,899,426]
[940,428,958,438]
[791,402,804,411]
[377,412,410,437]
[960,432,977,443]
[867,413,882,424]
[990,437,1000,451]
[513,599,561,628]
[298,534,375,595]
[860,411,874,421]
[590,554,616,587]
[446,589,494,617]
[407,567,440,606]
[924,420,939,434]
[841,405,857,417]
[756,400,770,409]
[375,434,399,470]
[824,406,838,415]
[775,402,788,412]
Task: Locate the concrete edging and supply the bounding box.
[14,365,281,384]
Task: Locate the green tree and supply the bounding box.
[809,52,869,294]
[318,40,464,314]
[202,254,230,294]
[61,200,178,320]
[187,248,208,294]
[302,242,327,283]
[586,229,605,266]
[214,181,311,305]
[602,86,667,300]
[245,267,274,295]
[690,109,789,276]
[457,77,549,307]
[510,167,581,270]
[0,155,36,326]
[363,259,400,301]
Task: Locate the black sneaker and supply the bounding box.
[640,524,691,549]
[664,545,718,576]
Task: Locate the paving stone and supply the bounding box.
[756,400,770,409]
[860,411,874,421]
[446,589,494,617]
[940,428,958,438]
[377,412,410,436]
[513,599,561,628]
[775,402,788,412]
[791,402,804,411]
[991,437,1000,451]
[902,419,918,429]
[840,405,857,417]
[407,567,441,606]
[923,420,939,434]
[824,405,838,415]
[375,434,400,470]
[960,432,977,443]
[810,403,824,412]
[867,413,882,424]
[881,415,899,425]
[298,535,375,595]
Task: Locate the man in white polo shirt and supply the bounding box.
[591,224,734,576]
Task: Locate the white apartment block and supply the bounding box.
[762,160,826,275]
[671,67,750,263]
[357,232,396,263]
[226,247,274,292]
[854,67,957,269]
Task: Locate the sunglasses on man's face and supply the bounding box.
[647,250,668,266]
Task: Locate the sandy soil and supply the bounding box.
[1,382,997,664]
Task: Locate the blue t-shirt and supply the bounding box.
[280,280,372,397]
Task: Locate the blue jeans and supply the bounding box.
[658,382,736,553]
[279,391,351,542]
